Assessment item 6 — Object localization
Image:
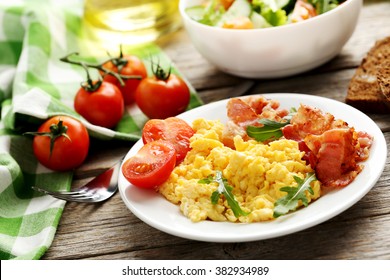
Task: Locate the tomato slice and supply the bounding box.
[142,117,195,164]
[122,140,176,189]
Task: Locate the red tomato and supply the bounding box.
[122,140,176,189]
[32,116,89,171]
[102,55,147,105]
[135,72,190,119]
[74,81,124,128]
[142,117,194,163]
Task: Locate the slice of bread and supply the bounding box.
[346,36,390,113]
[377,62,390,108]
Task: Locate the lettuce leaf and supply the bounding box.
[262,7,287,26]
[252,0,294,26]
[186,0,226,26]
[253,0,292,11]
[307,0,343,14]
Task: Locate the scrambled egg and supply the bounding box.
[158,119,321,223]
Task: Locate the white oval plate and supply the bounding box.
[118,93,387,242]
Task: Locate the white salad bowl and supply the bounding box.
[179,0,362,78]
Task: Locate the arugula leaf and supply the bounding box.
[246,118,290,142]
[199,171,250,218]
[273,172,317,218]
[289,106,297,114]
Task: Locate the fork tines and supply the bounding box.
[32,186,100,203]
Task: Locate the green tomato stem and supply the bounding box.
[60,52,142,88]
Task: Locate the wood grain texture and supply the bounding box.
[43,1,390,260]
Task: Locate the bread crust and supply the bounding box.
[346,36,390,113]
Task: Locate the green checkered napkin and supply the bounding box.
[0,0,202,260]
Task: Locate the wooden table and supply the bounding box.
[43,0,390,260]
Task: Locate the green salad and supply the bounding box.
[186,0,346,29]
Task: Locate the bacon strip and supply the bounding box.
[223,97,288,148]
[282,104,373,188]
[305,128,362,188]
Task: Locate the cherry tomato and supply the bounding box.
[135,68,190,119]
[74,81,124,128]
[142,117,194,163]
[220,0,234,9]
[122,140,176,189]
[102,55,147,105]
[31,116,89,171]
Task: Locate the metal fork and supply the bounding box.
[32,159,122,203]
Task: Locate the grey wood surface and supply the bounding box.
[43,0,390,260]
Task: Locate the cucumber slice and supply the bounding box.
[185,6,205,22]
[216,0,252,27]
[250,11,272,29]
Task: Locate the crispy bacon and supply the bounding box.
[226,98,260,127]
[356,131,373,161]
[223,97,288,148]
[245,96,288,120]
[282,104,373,188]
[305,128,362,188]
[283,104,346,138]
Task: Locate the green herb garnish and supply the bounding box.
[273,172,317,218]
[246,118,290,142]
[199,171,250,218]
[307,0,343,15]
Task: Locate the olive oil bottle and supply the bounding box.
[84,0,181,46]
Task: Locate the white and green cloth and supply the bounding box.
[0,0,202,259]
